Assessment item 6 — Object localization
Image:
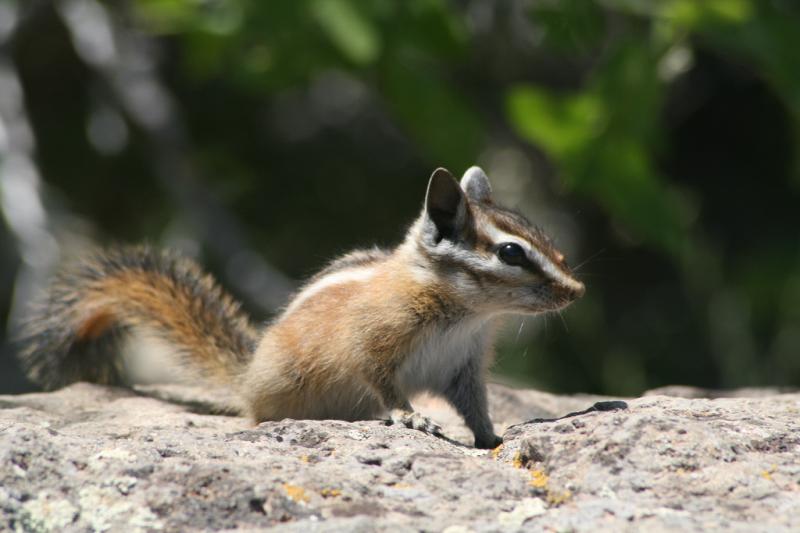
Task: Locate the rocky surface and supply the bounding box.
[1,382,798,532]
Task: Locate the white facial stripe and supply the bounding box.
[484,223,579,288]
[283,266,377,316]
[483,224,529,251]
[529,247,583,290]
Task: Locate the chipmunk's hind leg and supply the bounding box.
[388,404,443,437]
[370,374,444,438]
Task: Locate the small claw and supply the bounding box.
[389,409,443,436]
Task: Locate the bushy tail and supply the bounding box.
[17,245,258,390]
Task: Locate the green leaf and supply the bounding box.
[507,84,687,254]
[507,86,605,161]
[311,0,380,65]
[660,0,754,26]
[382,60,483,170]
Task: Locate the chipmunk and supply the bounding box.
[17,167,584,449]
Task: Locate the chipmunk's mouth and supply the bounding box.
[546,296,580,312]
[519,280,585,314]
[556,278,585,300]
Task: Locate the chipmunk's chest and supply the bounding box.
[396,318,491,394]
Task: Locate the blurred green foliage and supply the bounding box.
[2,0,800,395]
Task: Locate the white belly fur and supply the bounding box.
[397,317,490,395]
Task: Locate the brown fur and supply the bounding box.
[17,167,583,449]
[17,246,257,389]
[75,310,116,341]
[243,258,451,421]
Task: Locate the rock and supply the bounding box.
[1,383,798,531]
[644,385,799,399]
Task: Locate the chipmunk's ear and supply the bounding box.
[424,167,469,242]
[460,166,492,203]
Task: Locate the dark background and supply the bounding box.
[1,0,799,395]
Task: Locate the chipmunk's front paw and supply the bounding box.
[389,409,443,436]
[474,433,503,450]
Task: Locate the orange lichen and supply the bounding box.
[512,452,524,469]
[547,490,573,506]
[529,469,549,489]
[283,484,310,503]
[491,443,504,459]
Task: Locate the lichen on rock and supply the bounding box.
[0,383,798,531]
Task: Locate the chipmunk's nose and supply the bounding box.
[548,278,585,301]
[561,279,585,300]
[571,281,585,299]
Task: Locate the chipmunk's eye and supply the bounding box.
[497,242,527,266]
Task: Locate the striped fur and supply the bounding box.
[242,167,583,448]
[18,246,257,389]
[16,167,583,449]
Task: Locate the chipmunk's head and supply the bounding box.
[411,167,584,315]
